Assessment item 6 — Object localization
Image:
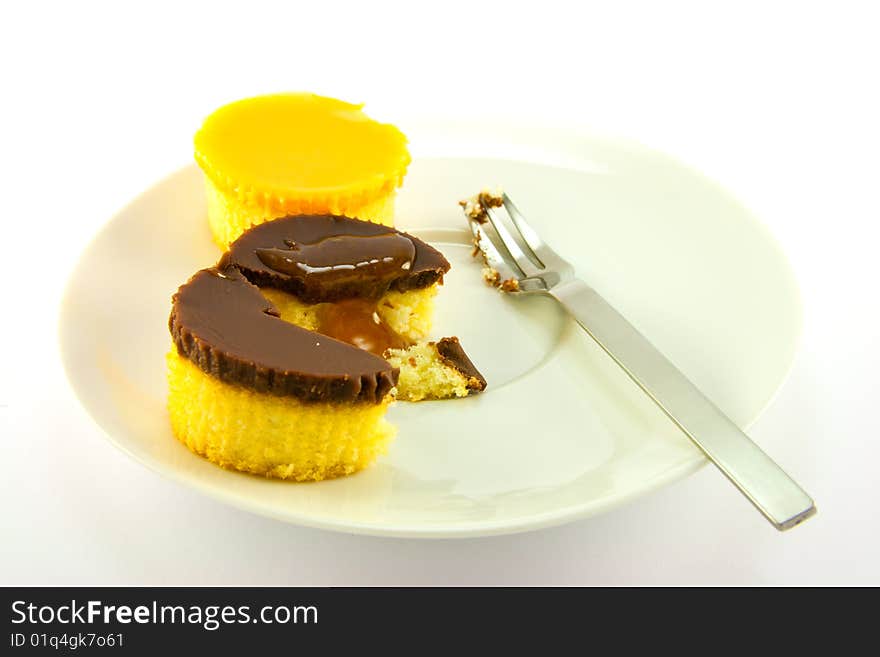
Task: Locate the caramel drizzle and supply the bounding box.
[314,298,411,357]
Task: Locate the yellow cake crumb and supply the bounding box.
[167,350,395,481]
[458,187,504,223]
[500,277,520,292]
[482,267,501,287]
[384,342,476,402]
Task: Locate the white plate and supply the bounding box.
[59,120,801,538]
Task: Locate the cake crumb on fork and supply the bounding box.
[459,187,504,224]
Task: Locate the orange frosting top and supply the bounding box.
[194,93,410,205]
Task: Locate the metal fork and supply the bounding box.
[465,191,816,531]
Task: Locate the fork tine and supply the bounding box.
[501,193,574,275]
[485,206,542,277]
[501,194,546,268]
[466,216,522,283]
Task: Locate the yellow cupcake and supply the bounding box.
[194,93,410,247]
[167,350,395,481]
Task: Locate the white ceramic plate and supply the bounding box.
[59,120,801,537]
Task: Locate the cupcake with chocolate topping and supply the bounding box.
[168,215,487,481]
[167,266,399,481]
[220,215,487,403]
[194,93,410,247]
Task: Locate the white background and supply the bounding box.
[2,0,877,585]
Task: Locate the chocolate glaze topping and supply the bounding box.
[255,233,416,295]
[170,267,397,403]
[220,215,450,303]
[435,337,488,393]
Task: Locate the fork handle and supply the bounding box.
[551,278,816,530]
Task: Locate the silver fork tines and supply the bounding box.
[461,190,817,531]
[467,211,520,284]
[484,205,541,278]
[478,194,574,291]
